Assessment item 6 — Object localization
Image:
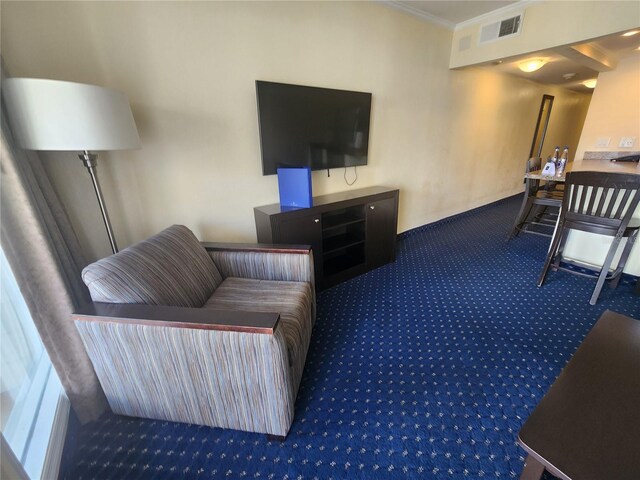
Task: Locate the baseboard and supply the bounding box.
[398,193,521,240]
[41,393,70,480]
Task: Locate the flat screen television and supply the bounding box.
[256,81,372,175]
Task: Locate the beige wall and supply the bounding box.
[451,1,640,69]
[575,55,640,158]
[565,55,640,276]
[1,1,591,261]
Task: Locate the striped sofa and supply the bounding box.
[74,225,315,438]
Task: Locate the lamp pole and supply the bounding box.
[79,151,118,254]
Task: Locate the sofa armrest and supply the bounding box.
[73,302,280,335]
[202,242,315,283]
[74,304,295,436]
[202,242,311,254]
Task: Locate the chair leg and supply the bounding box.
[538,221,566,287]
[589,236,624,305]
[609,232,637,289]
[509,195,533,240]
[553,229,570,270]
[532,205,546,222]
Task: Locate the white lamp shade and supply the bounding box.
[3,78,140,151]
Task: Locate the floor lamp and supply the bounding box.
[3,78,141,254]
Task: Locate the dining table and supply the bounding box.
[522,158,640,293]
[517,160,640,237]
[524,158,640,181]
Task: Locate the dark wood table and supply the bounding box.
[518,310,640,480]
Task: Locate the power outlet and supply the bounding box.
[595,137,611,147]
[619,136,636,148]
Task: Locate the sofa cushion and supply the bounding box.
[82,225,223,307]
[203,277,313,388]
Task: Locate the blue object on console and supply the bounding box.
[277,167,313,208]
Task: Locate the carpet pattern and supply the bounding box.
[62,195,639,479]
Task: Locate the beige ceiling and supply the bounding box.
[478,31,640,92]
[388,1,640,92]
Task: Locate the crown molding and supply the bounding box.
[454,0,540,31]
[382,1,456,30]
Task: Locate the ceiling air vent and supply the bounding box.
[479,14,523,44]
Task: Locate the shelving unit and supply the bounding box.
[322,231,365,255]
[254,186,399,289]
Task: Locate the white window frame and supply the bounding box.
[1,249,70,479]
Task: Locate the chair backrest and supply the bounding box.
[82,225,223,307]
[527,157,542,173]
[562,171,640,231]
[526,157,542,195]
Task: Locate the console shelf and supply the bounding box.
[254,186,399,290]
[322,207,365,230]
[323,233,365,254]
[323,250,365,277]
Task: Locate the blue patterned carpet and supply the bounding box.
[62,195,639,479]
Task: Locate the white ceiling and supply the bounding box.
[389,1,519,28]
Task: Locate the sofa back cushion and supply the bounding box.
[82,225,222,307]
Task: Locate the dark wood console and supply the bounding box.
[254,186,399,290]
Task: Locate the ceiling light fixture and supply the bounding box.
[518,58,547,73]
[622,30,640,36]
[582,79,597,89]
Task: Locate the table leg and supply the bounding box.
[520,454,546,480]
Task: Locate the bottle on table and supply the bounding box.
[541,155,556,177]
[556,147,569,177]
[541,147,559,177]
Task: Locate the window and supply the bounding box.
[1,248,69,479]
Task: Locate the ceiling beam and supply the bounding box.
[557,43,618,72]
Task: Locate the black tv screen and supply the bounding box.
[256,81,372,175]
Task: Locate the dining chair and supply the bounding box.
[509,157,564,239]
[537,171,640,305]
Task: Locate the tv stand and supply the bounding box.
[254,186,399,290]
